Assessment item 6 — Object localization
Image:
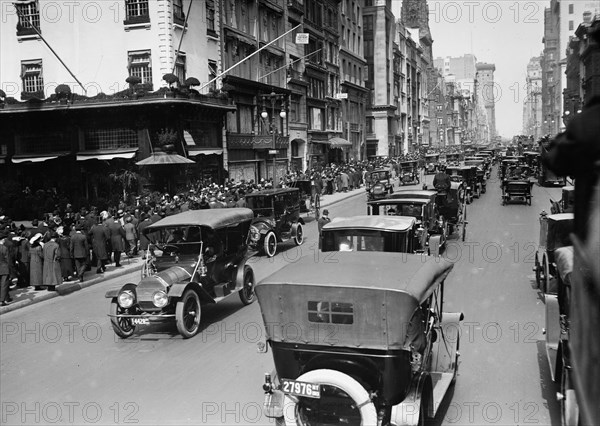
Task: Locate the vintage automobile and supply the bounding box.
[321,215,429,254]
[398,160,420,185]
[288,179,320,219]
[446,165,477,202]
[245,188,305,258]
[367,190,446,255]
[367,169,394,201]
[538,161,567,187]
[550,186,575,214]
[257,252,463,426]
[501,166,535,205]
[498,159,518,180]
[532,212,574,293]
[105,209,256,339]
[427,181,467,241]
[424,153,440,174]
[464,157,488,192]
[445,152,461,166]
[523,151,540,176]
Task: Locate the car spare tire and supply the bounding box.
[283,369,377,426]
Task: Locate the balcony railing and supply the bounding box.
[227,133,289,150]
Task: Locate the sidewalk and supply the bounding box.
[0,187,365,315]
[0,258,142,315]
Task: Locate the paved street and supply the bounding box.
[0,170,566,425]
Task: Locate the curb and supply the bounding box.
[0,260,141,316]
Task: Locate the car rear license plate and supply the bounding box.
[281,379,320,399]
[131,318,149,325]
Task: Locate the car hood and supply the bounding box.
[137,266,193,301]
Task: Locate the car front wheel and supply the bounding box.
[110,300,136,339]
[263,231,277,258]
[294,224,304,246]
[238,266,255,305]
[176,290,201,338]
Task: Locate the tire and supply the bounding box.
[541,257,550,294]
[263,231,277,258]
[282,369,378,426]
[534,255,541,289]
[451,334,461,384]
[238,266,255,305]
[110,300,136,339]
[560,363,579,426]
[461,221,466,242]
[528,196,532,206]
[294,223,304,246]
[175,290,201,338]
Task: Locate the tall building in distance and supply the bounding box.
[523,56,543,140]
[542,0,561,136]
[476,62,497,140]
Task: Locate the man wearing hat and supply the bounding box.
[0,231,12,305]
[42,231,62,291]
[317,209,331,250]
[70,224,89,283]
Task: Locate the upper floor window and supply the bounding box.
[128,50,153,87]
[206,0,216,35]
[175,53,186,83]
[568,3,573,14]
[173,0,185,25]
[568,20,573,31]
[15,0,41,36]
[125,0,149,24]
[364,15,373,33]
[208,60,217,91]
[21,60,44,95]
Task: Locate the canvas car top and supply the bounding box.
[547,213,575,222]
[387,190,437,199]
[245,187,299,197]
[323,215,416,232]
[146,208,254,231]
[257,251,453,302]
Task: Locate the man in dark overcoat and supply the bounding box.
[105,215,126,267]
[137,213,153,252]
[70,224,89,282]
[89,217,109,274]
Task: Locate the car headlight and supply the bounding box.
[152,290,168,308]
[249,225,261,242]
[118,290,135,308]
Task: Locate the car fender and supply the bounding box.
[428,235,442,257]
[390,372,433,425]
[252,219,275,235]
[291,222,302,239]
[105,282,137,299]
[168,281,215,304]
[234,263,253,291]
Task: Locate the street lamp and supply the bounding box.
[260,92,286,186]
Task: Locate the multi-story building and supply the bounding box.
[564,12,600,123]
[558,0,600,129]
[1,0,231,200]
[363,0,396,158]
[338,0,368,163]
[392,23,407,155]
[542,0,561,136]
[433,54,477,80]
[523,56,543,140]
[475,62,497,140]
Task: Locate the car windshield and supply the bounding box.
[371,171,388,180]
[246,196,274,216]
[146,226,203,255]
[322,230,408,253]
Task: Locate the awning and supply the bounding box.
[188,148,223,156]
[136,152,195,166]
[76,149,138,161]
[329,137,352,147]
[11,153,68,164]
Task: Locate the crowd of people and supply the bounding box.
[1,152,476,306]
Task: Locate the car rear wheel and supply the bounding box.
[560,363,579,426]
[534,254,541,289]
[110,300,136,339]
[238,266,255,305]
[176,290,201,338]
[283,369,377,426]
[263,231,277,258]
[541,257,550,293]
[293,224,304,246]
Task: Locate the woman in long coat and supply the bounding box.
[42,233,62,291]
[29,234,44,290]
[57,227,74,280]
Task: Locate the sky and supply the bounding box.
[392,0,548,138]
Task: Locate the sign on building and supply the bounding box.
[335,93,348,99]
[295,33,309,44]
